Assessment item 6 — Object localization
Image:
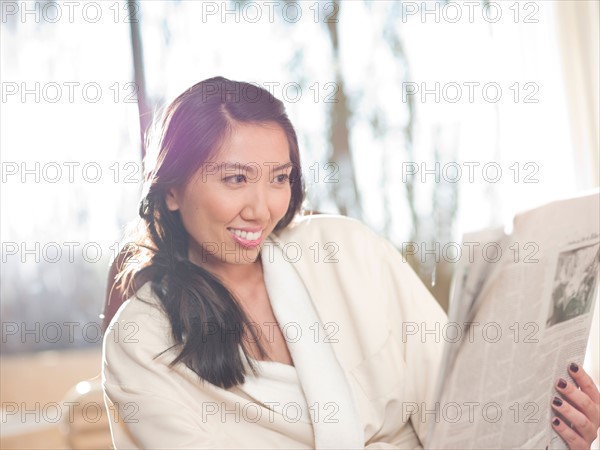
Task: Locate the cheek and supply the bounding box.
[274,188,293,216]
[198,193,229,220]
[178,196,219,237]
[178,206,205,240]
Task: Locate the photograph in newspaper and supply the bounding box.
[547,245,599,327]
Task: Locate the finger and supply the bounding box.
[556,377,600,427]
[568,363,600,406]
[551,395,597,443]
[552,416,588,450]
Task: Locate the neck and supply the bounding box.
[196,252,264,291]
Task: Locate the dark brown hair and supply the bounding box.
[115,77,305,389]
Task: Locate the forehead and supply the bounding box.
[213,122,290,163]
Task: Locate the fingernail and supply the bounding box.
[553,397,563,407]
[557,378,567,389]
[553,418,560,426]
[569,362,579,373]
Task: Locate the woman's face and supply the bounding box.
[165,122,293,273]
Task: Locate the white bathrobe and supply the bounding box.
[102,214,448,449]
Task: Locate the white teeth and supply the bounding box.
[230,229,261,241]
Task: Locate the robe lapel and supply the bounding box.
[252,235,364,449]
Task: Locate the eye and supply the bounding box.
[223,174,246,184]
[273,173,290,184]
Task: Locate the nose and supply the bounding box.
[240,183,270,222]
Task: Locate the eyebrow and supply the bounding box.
[217,161,293,175]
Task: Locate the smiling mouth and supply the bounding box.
[227,228,263,247]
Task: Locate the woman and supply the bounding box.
[102,77,599,449]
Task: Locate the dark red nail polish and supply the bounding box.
[553,418,560,426]
[553,397,563,407]
[569,362,579,373]
[558,378,567,389]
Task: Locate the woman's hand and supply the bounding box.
[551,362,600,450]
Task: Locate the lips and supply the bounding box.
[227,227,263,248]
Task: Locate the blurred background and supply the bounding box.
[1,0,599,447]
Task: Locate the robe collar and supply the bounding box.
[235,234,364,449]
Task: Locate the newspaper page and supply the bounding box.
[429,226,509,423]
[426,190,600,449]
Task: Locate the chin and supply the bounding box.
[228,248,260,265]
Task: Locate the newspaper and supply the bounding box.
[426,190,600,449]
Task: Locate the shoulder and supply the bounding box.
[274,213,385,249]
[270,214,401,281]
[103,281,174,364]
[108,281,165,326]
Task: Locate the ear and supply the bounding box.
[165,187,181,212]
